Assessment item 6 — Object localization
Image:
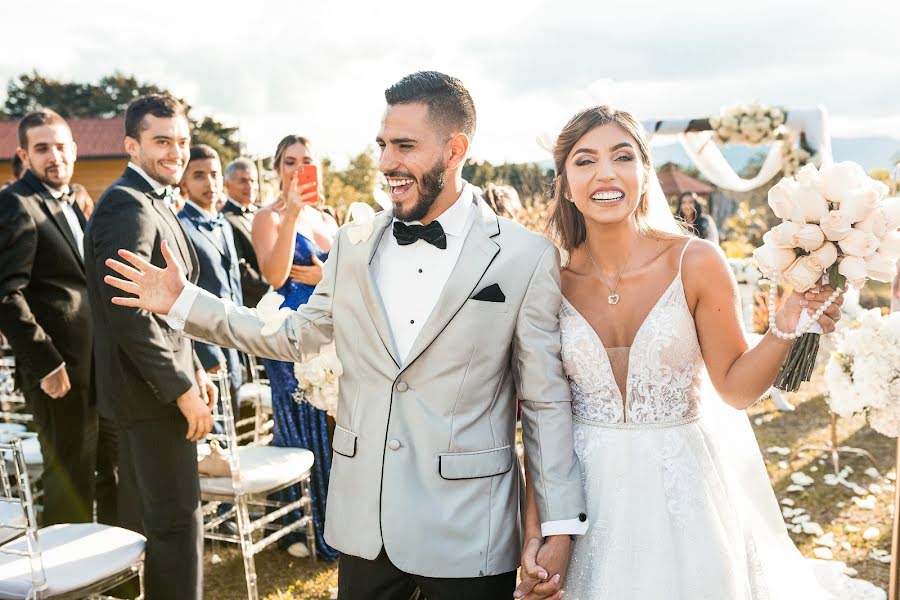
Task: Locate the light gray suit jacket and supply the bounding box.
[182,193,586,577]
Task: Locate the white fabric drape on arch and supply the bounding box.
[642,106,834,192]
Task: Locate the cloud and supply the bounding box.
[2,0,898,166]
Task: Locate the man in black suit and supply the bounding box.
[0,110,97,525]
[220,158,269,308]
[83,94,215,600]
[178,145,242,409]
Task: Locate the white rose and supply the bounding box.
[866,252,897,282]
[793,224,826,251]
[771,108,786,126]
[709,116,721,129]
[722,115,739,131]
[838,255,868,282]
[763,221,802,247]
[855,208,888,238]
[869,178,890,201]
[752,243,797,279]
[794,163,821,187]
[839,187,879,223]
[819,210,853,241]
[768,177,799,220]
[838,229,879,257]
[882,197,900,230]
[877,231,900,260]
[793,183,829,224]
[782,256,825,293]
[820,161,868,202]
[809,241,839,271]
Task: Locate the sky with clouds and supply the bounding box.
[5,0,899,166]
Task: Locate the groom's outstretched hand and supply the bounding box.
[515,535,571,599]
[104,240,188,315]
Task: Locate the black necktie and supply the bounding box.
[393,221,447,250]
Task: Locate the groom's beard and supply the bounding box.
[388,158,446,223]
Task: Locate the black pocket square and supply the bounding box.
[471,283,505,303]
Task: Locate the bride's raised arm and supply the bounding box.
[685,239,843,409]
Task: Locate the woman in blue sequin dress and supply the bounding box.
[251,135,338,560]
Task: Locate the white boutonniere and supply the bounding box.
[256,291,293,336]
[346,202,377,245]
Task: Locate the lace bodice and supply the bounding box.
[560,244,705,426]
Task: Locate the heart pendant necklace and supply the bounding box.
[586,235,640,305]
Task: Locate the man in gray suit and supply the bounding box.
[103,71,587,600]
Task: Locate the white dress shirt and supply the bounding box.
[42,183,84,260]
[374,187,475,363]
[127,162,169,196]
[40,183,84,382]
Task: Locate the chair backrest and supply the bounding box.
[0,438,46,593]
[207,372,245,492]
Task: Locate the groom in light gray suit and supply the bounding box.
[104,71,587,599]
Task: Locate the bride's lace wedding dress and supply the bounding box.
[560,240,884,600]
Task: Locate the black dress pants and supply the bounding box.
[339,549,517,600]
[25,380,97,525]
[117,411,203,600]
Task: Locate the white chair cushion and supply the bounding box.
[1,437,42,467]
[0,523,145,599]
[200,446,313,496]
[237,382,271,410]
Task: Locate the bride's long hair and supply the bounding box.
[547,105,679,254]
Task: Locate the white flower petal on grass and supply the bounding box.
[778,461,789,469]
[814,532,836,547]
[780,498,795,506]
[863,527,880,541]
[852,495,877,510]
[786,484,806,493]
[869,484,883,494]
[842,543,854,554]
[870,549,892,563]
[865,467,880,478]
[790,472,815,487]
[846,525,860,532]
[767,446,792,456]
[793,514,812,524]
[813,547,834,560]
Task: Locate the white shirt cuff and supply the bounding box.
[163,284,201,331]
[40,362,66,382]
[541,518,589,538]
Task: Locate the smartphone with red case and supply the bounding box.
[295,164,318,203]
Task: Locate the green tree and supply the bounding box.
[3,70,241,163]
[321,148,379,211]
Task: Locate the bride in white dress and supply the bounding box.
[516,106,886,600]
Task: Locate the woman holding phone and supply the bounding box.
[251,134,339,560]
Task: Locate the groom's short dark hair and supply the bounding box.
[385,71,476,138]
[125,94,187,140]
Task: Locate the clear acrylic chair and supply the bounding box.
[234,355,274,445]
[0,438,145,599]
[201,372,316,600]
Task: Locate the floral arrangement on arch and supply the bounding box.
[709,102,787,145]
[293,346,342,417]
[824,309,900,436]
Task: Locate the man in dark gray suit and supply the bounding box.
[84,94,216,600]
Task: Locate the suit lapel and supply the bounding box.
[401,200,501,369]
[151,200,196,280]
[355,211,402,368]
[24,174,83,266]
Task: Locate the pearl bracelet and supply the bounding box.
[767,284,842,341]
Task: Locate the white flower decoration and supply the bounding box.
[345,202,377,245]
[256,291,293,336]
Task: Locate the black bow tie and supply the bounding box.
[393,221,447,249]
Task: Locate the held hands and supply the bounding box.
[515,535,571,600]
[289,255,324,286]
[774,284,845,336]
[176,370,217,442]
[104,240,187,315]
[40,366,71,399]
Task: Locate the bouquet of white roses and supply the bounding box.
[293,345,343,417]
[709,102,787,145]
[752,162,900,391]
[824,309,900,436]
